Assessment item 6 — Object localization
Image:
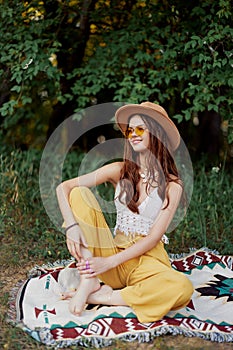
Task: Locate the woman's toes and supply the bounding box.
[60,291,76,300]
[68,278,101,315]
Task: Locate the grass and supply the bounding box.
[0,146,232,349]
[171,158,233,255]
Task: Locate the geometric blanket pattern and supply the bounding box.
[8,249,233,348]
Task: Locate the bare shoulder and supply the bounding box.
[167,178,183,196]
[109,161,124,171]
[99,161,123,185]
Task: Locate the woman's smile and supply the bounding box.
[130,137,143,145]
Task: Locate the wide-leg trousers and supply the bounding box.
[68,186,194,323]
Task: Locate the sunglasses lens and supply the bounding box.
[125,128,133,138]
[135,126,145,136]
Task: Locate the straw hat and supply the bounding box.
[115,101,180,151]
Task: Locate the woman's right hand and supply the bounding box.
[66,225,88,261]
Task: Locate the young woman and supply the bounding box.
[56,101,193,323]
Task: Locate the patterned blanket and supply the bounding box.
[9,249,233,348]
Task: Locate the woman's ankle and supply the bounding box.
[87,284,112,305]
[106,288,113,305]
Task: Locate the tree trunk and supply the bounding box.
[46,0,98,138]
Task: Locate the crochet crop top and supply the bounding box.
[114,182,169,244]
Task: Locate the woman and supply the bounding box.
[56,101,193,323]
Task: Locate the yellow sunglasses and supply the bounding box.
[124,125,148,139]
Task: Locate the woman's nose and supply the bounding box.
[131,129,137,137]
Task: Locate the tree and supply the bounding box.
[70,0,233,148]
[0,0,232,151]
[0,0,62,147]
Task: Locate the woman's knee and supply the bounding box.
[174,273,194,305]
[69,186,98,211]
[69,186,105,228]
[69,186,91,203]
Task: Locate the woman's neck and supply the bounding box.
[139,153,148,170]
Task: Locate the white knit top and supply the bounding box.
[114,183,169,244]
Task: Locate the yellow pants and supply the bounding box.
[69,186,194,323]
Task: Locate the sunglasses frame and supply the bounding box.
[124,125,148,139]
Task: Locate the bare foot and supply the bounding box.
[69,276,100,315]
[87,284,113,305]
[60,290,76,300]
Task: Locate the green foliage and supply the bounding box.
[0,1,63,145]
[171,160,233,254]
[70,0,233,143]
[0,0,233,149]
[0,147,68,262]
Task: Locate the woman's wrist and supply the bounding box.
[109,252,123,268]
[65,222,79,234]
[105,255,116,269]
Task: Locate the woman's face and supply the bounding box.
[127,115,150,153]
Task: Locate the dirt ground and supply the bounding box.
[1,262,232,350]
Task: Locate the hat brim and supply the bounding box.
[115,104,180,151]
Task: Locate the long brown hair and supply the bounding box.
[118,114,182,213]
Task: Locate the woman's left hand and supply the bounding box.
[76,256,115,278]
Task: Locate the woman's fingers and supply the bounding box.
[76,259,96,277]
[67,239,81,260]
[66,229,88,260]
[76,260,88,270]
